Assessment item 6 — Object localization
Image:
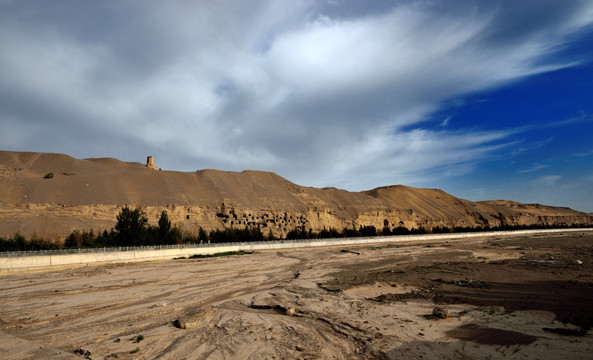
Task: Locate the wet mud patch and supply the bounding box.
[446,323,538,345]
[372,292,434,302]
[433,279,593,331]
[325,233,593,331]
[542,327,588,336]
[323,249,472,290]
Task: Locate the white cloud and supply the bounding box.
[1,0,592,192]
[440,117,452,127]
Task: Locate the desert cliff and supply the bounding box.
[1,150,591,239]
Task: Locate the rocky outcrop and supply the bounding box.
[432,306,450,319]
[173,317,197,330]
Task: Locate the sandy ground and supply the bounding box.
[1,231,593,359]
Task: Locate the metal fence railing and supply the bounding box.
[0,237,374,257]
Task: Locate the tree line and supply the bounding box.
[0,206,586,252]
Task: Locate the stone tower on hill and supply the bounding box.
[146,156,158,170]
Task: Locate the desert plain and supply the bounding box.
[1,230,593,359]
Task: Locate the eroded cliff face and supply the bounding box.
[2,202,591,240]
[0,151,591,239]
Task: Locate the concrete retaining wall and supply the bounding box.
[1,228,591,275]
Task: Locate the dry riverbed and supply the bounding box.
[1,231,593,359]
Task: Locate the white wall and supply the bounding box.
[1,228,590,275]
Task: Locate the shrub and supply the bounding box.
[188,250,252,259]
[43,172,54,179]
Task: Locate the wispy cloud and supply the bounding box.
[511,137,555,157]
[537,113,592,129]
[574,150,593,157]
[518,164,548,173]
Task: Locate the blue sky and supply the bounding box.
[429,60,593,212]
[1,0,592,212]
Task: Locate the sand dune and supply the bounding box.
[0,150,591,238]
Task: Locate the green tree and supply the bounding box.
[0,233,28,251]
[359,225,377,237]
[393,226,410,235]
[341,227,359,238]
[115,206,148,246]
[168,226,183,244]
[317,227,342,239]
[248,226,264,242]
[158,211,171,242]
[198,227,208,243]
[65,230,83,248]
[267,229,276,241]
[14,232,27,250]
[209,229,224,243]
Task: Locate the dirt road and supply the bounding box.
[1,231,592,359]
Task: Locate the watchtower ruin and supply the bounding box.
[146,156,158,170]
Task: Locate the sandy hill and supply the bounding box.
[0,150,591,238]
